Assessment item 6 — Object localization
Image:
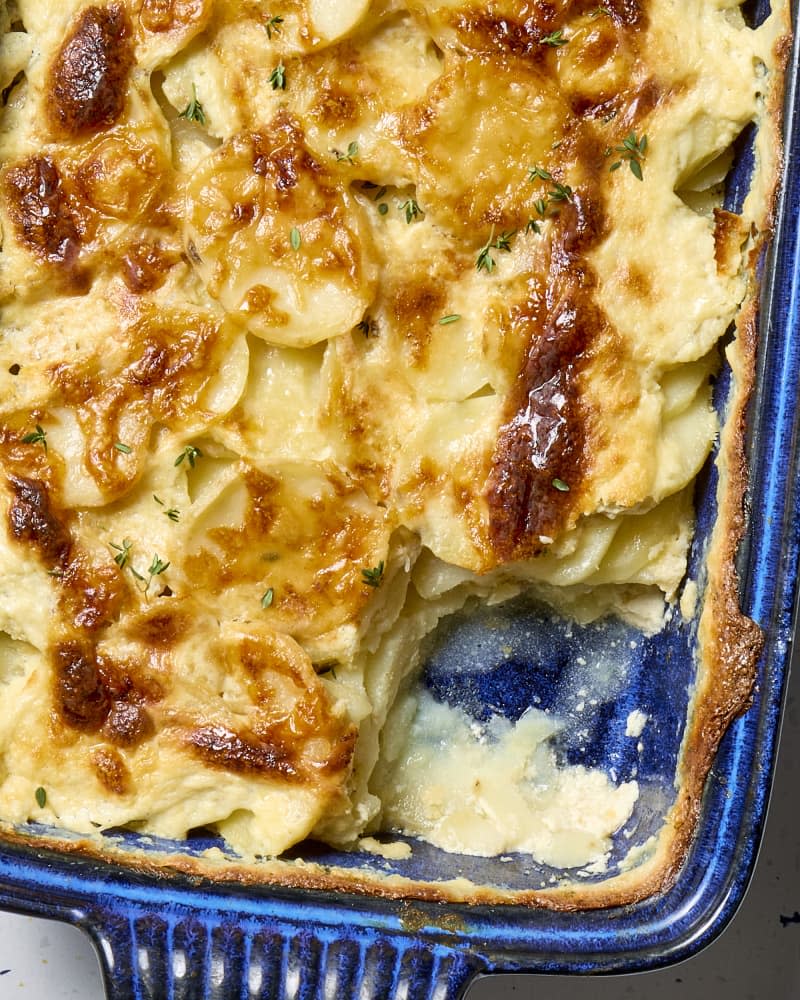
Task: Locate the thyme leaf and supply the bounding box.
[178,84,206,125]
[21,424,47,452]
[361,561,385,588]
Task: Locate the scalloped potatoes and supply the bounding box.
[0,0,789,884]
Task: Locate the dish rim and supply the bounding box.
[1,3,800,996]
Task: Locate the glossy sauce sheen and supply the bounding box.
[0,0,787,873]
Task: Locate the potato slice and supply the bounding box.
[307,0,371,42]
[184,115,377,347]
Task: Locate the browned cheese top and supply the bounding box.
[0,0,780,858]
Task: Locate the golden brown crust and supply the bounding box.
[47,4,134,138]
[0,0,791,908]
[487,194,605,559]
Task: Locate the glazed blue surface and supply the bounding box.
[2,1,798,997]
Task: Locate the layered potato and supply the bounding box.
[0,0,789,893]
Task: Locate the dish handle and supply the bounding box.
[82,902,489,1000]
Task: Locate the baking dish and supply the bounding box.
[2,2,800,997]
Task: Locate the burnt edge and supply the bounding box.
[0,8,793,918]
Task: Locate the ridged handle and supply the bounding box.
[84,905,486,1000]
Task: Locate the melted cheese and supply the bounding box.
[0,0,788,875]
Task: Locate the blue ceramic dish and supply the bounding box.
[2,4,799,998]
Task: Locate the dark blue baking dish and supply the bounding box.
[2,3,799,997]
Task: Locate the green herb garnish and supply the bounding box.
[548,181,573,203]
[178,84,206,125]
[21,424,47,452]
[110,538,134,570]
[528,165,554,182]
[336,141,359,164]
[114,442,132,454]
[174,445,202,468]
[264,14,284,38]
[400,199,422,224]
[540,29,568,47]
[609,132,648,180]
[361,561,385,588]
[552,478,570,492]
[141,555,170,594]
[476,227,517,273]
[261,587,275,609]
[290,226,301,250]
[438,314,461,325]
[269,62,286,90]
[153,496,180,522]
[35,786,46,809]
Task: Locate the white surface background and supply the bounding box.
[0,675,797,999]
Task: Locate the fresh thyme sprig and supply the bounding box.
[527,166,574,223]
[361,562,385,588]
[609,132,648,180]
[335,141,359,164]
[174,445,202,468]
[400,199,423,224]
[540,29,568,47]
[110,538,134,570]
[264,14,284,38]
[476,227,517,273]
[21,424,47,452]
[154,495,180,522]
[178,84,206,125]
[270,62,286,90]
[145,555,170,593]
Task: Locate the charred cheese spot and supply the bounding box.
[488,195,607,559]
[556,10,642,114]
[47,4,134,138]
[91,746,130,794]
[53,640,163,736]
[3,156,86,266]
[103,701,154,748]
[131,610,191,648]
[410,0,643,56]
[6,476,71,567]
[184,625,358,782]
[184,115,378,346]
[121,241,181,292]
[4,472,127,629]
[53,639,110,731]
[188,724,298,778]
[56,552,126,633]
